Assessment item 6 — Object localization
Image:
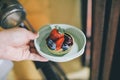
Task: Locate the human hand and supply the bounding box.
[0,27,48,61]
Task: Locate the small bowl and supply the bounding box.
[34,24,86,62]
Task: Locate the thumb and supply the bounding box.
[27,31,39,40]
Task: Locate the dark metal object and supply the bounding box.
[0,0,26,29]
[19,19,36,33]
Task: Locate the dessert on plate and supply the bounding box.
[46,27,74,56]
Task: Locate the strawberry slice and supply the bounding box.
[50,28,64,40]
[55,36,64,50]
[50,28,59,40]
[50,28,58,36]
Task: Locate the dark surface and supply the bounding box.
[81,0,88,66]
[110,16,120,80]
[101,0,120,80]
[90,0,120,80]
[90,0,106,80]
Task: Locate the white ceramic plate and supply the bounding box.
[34,24,86,62]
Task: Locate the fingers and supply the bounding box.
[27,31,39,40]
[17,27,39,40]
[17,43,48,61]
[29,40,34,48]
[29,40,38,54]
[26,53,48,62]
[18,46,48,62]
[4,46,48,62]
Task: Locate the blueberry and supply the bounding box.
[47,39,56,50]
[62,44,69,51]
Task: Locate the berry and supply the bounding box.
[50,28,64,40]
[55,37,64,50]
[47,38,56,50]
[62,44,69,51]
[64,33,73,46]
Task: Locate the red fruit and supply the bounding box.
[55,37,64,50]
[50,28,58,36]
[50,28,64,40]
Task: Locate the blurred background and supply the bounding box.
[3,0,120,80]
[7,0,91,80]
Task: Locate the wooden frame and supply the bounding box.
[90,0,120,80]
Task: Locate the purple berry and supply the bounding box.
[64,33,73,46]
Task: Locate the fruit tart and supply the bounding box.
[46,27,74,56]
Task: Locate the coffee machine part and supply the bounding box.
[0,0,26,29]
